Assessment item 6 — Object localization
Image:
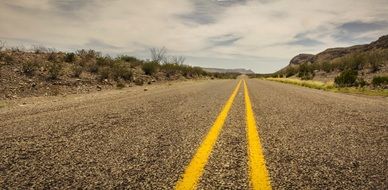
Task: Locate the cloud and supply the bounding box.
[333,21,388,43]
[0,0,388,73]
[287,33,324,47]
[208,34,242,46]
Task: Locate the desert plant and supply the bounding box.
[111,61,133,81]
[33,45,48,54]
[47,52,58,63]
[321,61,333,73]
[284,67,297,77]
[71,64,83,78]
[47,62,63,80]
[118,55,138,62]
[64,52,76,63]
[142,61,159,75]
[0,52,13,63]
[297,63,314,80]
[334,70,358,87]
[98,66,111,81]
[372,76,388,87]
[150,47,167,63]
[22,60,39,76]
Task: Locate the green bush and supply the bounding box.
[334,70,358,87]
[47,62,63,80]
[22,60,39,76]
[142,61,159,75]
[372,76,388,87]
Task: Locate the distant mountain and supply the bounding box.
[203,67,255,74]
[287,35,388,67]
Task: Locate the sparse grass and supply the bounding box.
[266,77,388,97]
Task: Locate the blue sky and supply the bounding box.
[1,0,388,73]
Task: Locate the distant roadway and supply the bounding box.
[1,77,387,189]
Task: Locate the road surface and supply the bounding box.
[1,78,387,189]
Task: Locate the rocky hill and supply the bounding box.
[288,35,388,67]
[277,35,388,82]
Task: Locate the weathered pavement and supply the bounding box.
[1,79,387,189]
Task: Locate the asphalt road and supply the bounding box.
[1,78,387,189]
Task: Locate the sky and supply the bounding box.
[1,0,388,73]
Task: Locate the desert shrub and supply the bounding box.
[96,56,113,67]
[71,64,83,78]
[118,55,138,63]
[334,70,358,87]
[0,52,13,63]
[142,61,159,75]
[111,61,133,81]
[64,52,76,63]
[47,62,63,80]
[285,67,297,77]
[372,76,388,87]
[47,52,58,62]
[366,52,383,72]
[321,62,333,73]
[297,63,314,80]
[98,66,111,81]
[76,49,100,59]
[88,61,99,73]
[161,63,180,77]
[33,45,48,54]
[22,60,39,75]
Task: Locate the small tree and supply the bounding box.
[150,47,167,63]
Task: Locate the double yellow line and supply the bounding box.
[175,80,271,190]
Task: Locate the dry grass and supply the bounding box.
[266,77,388,97]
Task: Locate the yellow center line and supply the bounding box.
[243,80,272,190]
[175,80,242,190]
